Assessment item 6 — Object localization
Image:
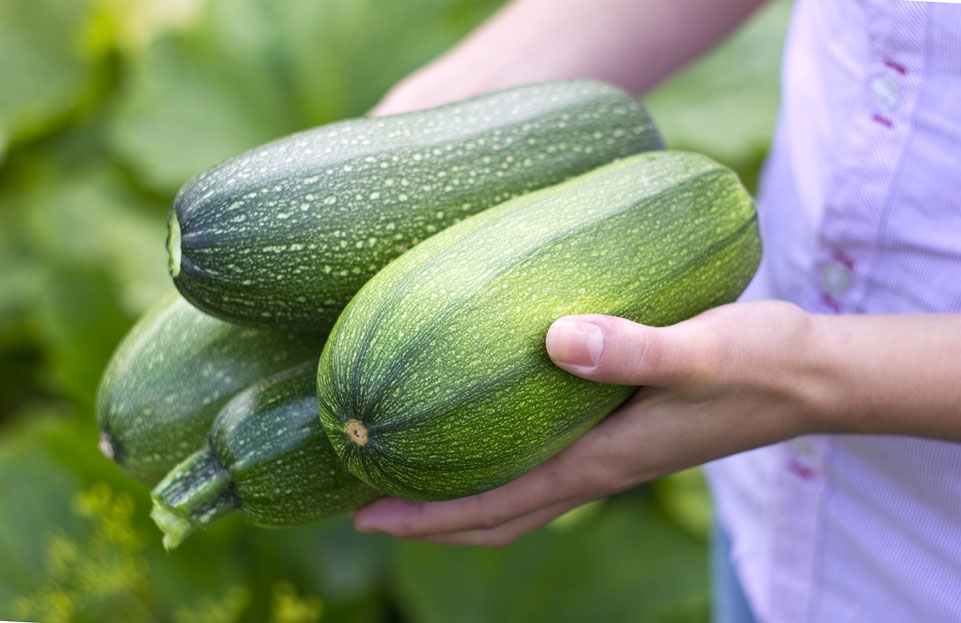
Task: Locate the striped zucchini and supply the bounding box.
[150,361,380,550]
[317,151,761,501]
[96,291,319,485]
[169,80,663,330]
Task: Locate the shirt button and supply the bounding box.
[820,261,851,295]
[870,74,899,113]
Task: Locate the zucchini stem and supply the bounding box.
[346,419,369,447]
[150,446,238,550]
[98,432,115,461]
[167,210,182,278]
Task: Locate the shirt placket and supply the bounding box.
[768,3,930,621]
[767,435,829,623]
[806,3,928,315]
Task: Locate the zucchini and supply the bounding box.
[150,361,380,550]
[169,80,663,330]
[317,151,761,501]
[96,291,319,485]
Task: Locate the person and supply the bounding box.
[352,0,961,620]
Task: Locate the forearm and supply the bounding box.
[813,313,961,441]
[374,0,767,114]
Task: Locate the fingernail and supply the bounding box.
[546,319,604,369]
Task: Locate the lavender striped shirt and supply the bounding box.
[706,1,961,621]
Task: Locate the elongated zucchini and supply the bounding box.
[169,80,663,330]
[96,291,319,485]
[150,361,380,549]
[317,151,761,501]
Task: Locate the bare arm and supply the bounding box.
[813,312,961,441]
[373,0,769,115]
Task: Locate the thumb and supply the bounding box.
[545,314,709,387]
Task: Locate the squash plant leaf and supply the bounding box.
[646,0,793,189]
[0,0,99,153]
[392,496,709,623]
[107,0,502,195]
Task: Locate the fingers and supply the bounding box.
[352,420,634,538]
[546,314,715,387]
[354,465,580,538]
[356,496,591,547]
[417,497,590,547]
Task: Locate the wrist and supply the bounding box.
[707,302,838,441]
[795,312,853,435]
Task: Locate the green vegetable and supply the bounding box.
[150,361,380,550]
[317,151,761,501]
[168,80,663,330]
[96,291,319,485]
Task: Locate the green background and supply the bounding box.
[0,0,791,620]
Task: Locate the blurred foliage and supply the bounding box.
[0,0,789,620]
[646,0,792,192]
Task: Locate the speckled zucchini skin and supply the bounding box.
[169,80,663,330]
[317,151,761,501]
[96,291,319,485]
[150,361,380,549]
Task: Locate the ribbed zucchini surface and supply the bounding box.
[151,361,380,549]
[170,80,663,330]
[96,292,319,484]
[317,151,761,501]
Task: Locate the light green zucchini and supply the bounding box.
[316,151,761,501]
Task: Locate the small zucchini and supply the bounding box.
[97,291,319,485]
[151,361,380,550]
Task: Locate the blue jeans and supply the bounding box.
[711,519,757,623]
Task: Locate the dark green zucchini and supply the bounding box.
[96,291,320,485]
[317,151,761,501]
[150,361,380,550]
[169,80,663,330]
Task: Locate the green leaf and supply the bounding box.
[0,414,84,606]
[0,151,171,405]
[646,0,793,188]
[107,30,297,195]
[0,0,98,149]
[392,495,709,623]
[107,0,502,194]
[654,468,713,541]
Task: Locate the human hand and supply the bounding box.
[353,300,830,546]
